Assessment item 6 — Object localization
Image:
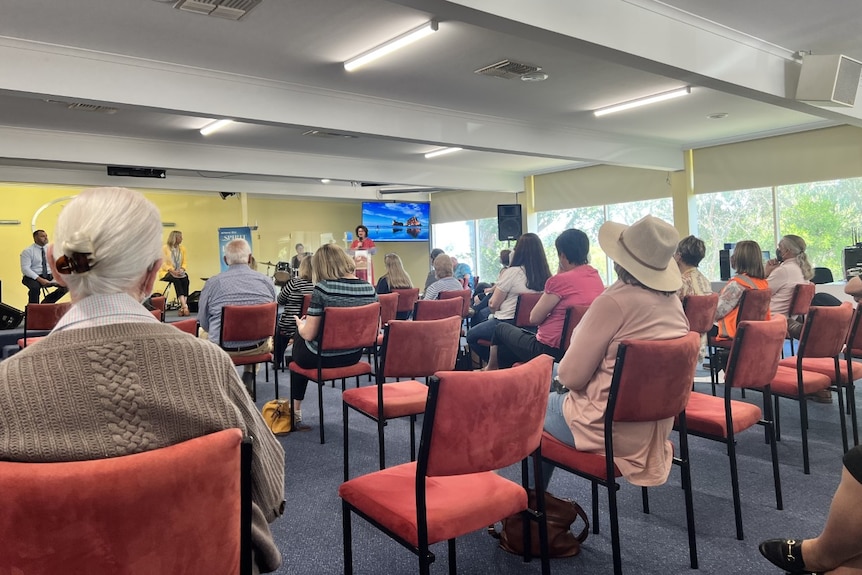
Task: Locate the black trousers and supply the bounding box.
[161,274,190,298]
[492,322,562,368]
[22,275,67,304]
[290,340,364,401]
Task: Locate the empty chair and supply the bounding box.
[683,316,787,540]
[17,302,72,348]
[288,302,381,444]
[0,429,253,575]
[392,287,420,320]
[438,289,471,319]
[786,283,815,355]
[683,293,719,366]
[540,332,701,575]
[770,303,854,473]
[171,317,199,335]
[340,355,554,575]
[412,298,462,321]
[342,316,462,477]
[219,302,279,402]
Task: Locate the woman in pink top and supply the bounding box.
[540,215,690,489]
[485,228,604,369]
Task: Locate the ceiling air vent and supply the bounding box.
[474,59,542,80]
[45,100,119,114]
[174,0,262,21]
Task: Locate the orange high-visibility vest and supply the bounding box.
[716,275,770,339]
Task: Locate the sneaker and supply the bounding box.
[293,414,312,432]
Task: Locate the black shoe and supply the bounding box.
[241,372,256,401]
[758,539,817,574]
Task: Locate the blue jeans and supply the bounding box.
[532,391,576,490]
[465,317,513,363]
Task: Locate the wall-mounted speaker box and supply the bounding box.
[497,204,522,242]
[795,54,862,107]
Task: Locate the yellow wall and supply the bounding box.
[0,184,430,311]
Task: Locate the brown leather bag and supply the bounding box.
[490,489,589,558]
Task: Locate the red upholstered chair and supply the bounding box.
[150,308,164,321]
[172,318,200,335]
[708,288,772,393]
[301,293,312,317]
[771,302,855,471]
[340,355,554,575]
[288,302,381,444]
[0,429,253,575]
[150,295,167,315]
[412,298,462,321]
[539,332,700,575]
[392,287,420,320]
[682,316,787,540]
[474,292,544,358]
[683,293,719,335]
[342,316,462,478]
[558,305,590,356]
[786,283,815,355]
[17,302,72,349]
[438,289,471,319]
[219,302,278,402]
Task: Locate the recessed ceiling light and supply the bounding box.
[200,119,233,136]
[707,112,729,120]
[424,147,463,159]
[594,87,691,117]
[320,179,331,184]
[521,72,549,82]
[344,21,438,72]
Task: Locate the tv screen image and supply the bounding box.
[361,201,430,242]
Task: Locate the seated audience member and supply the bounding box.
[847,274,862,303]
[465,233,551,364]
[275,254,314,369]
[499,248,512,270]
[424,248,445,291]
[765,234,814,338]
[674,234,712,360]
[0,187,285,573]
[713,240,770,340]
[675,235,712,299]
[376,252,414,320]
[486,228,604,370]
[470,249,514,319]
[290,244,378,430]
[20,229,68,304]
[539,215,689,489]
[198,238,277,394]
[760,444,862,574]
[451,256,474,289]
[423,253,464,300]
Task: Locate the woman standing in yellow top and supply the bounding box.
[161,230,190,316]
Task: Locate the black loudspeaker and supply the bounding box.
[497,204,522,242]
[0,302,25,330]
[719,249,731,281]
[187,290,202,313]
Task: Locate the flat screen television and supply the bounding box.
[361,201,430,242]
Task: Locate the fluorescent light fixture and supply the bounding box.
[424,147,462,159]
[344,21,438,72]
[199,119,234,136]
[593,87,691,117]
[320,178,331,184]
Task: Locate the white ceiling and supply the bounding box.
[0,0,860,200]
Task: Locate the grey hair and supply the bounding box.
[53,187,162,300]
[780,235,814,281]
[224,238,252,265]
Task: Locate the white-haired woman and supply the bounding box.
[0,187,285,574]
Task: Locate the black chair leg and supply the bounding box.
[342,501,354,575]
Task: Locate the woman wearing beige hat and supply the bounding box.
[539,214,690,489]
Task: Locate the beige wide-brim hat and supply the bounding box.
[598,214,682,292]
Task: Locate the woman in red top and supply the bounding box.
[348,225,377,283]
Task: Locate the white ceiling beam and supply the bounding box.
[0,36,685,171]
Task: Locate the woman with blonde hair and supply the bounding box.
[275,254,314,369]
[290,244,377,430]
[375,253,413,294]
[160,229,191,315]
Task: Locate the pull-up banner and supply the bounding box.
[218,227,253,272]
